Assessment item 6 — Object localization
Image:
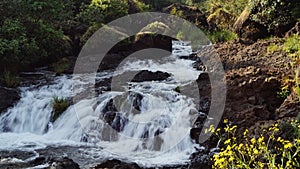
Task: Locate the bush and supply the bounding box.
[77,0,129,25]
[0,0,72,72]
[248,0,300,35]
[283,35,300,101]
[1,71,20,88]
[210,120,300,168]
[267,35,300,101]
[207,29,238,43]
[52,96,70,122]
[130,0,150,12]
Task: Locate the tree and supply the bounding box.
[0,0,73,72]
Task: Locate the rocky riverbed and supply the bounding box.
[0,38,299,169]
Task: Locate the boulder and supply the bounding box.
[133,22,173,52]
[233,7,268,41]
[93,159,141,169]
[49,157,80,169]
[131,70,171,82]
[0,87,19,114]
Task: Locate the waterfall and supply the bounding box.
[0,41,203,167]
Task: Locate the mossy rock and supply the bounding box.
[207,8,234,30]
[133,22,173,51]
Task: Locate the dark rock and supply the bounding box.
[285,22,300,37]
[132,70,171,82]
[276,92,300,119]
[99,53,127,71]
[129,92,143,111]
[49,157,80,169]
[233,7,268,41]
[93,159,141,169]
[30,156,46,166]
[96,70,170,95]
[0,87,20,113]
[133,33,172,52]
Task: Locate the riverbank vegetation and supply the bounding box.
[2,0,300,168]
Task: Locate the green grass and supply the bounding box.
[207,29,238,43]
[2,71,19,88]
[52,96,70,122]
[267,43,281,54]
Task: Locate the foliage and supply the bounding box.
[210,120,300,168]
[77,0,129,25]
[52,96,70,122]
[248,0,300,34]
[207,30,238,43]
[267,35,300,101]
[206,0,248,29]
[0,19,40,71]
[1,71,20,88]
[170,7,184,18]
[0,0,72,72]
[282,35,300,101]
[267,43,282,54]
[131,0,150,12]
[277,85,291,99]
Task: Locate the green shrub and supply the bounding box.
[2,71,20,88]
[283,34,300,101]
[267,43,282,54]
[52,96,70,122]
[277,86,291,99]
[249,0,300,35]
[131,0,150,12]
[279,122,300,141]
[0,0,72,72]
[207,30,238,43]
[77,0,129,25]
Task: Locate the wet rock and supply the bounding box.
[30,156,46,166]
[99,53,127,71]
[188,150,213,169]
[0,87,20,114]
[49,157,80,169]
[129,92,143,111]
[133,33,172,52]
[132,70,171,82]
[93,159,141,169]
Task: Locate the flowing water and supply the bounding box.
[0,42,204,168]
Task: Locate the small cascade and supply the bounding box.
[0,41,204,167]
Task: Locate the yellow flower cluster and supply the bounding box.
[210,120,300,169]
